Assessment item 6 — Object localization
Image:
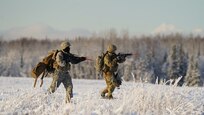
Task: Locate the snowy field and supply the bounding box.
[0,77,204,115]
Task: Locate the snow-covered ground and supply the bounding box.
[0,77,204,115]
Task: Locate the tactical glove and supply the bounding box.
[80,57,86,61]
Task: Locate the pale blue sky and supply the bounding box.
[0,0,204,34]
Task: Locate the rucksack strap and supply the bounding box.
[52,50,60,60]
[102,51,108,62]
[104,51,108,58]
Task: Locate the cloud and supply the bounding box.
[0,24,92,40]
[152,23,182,35]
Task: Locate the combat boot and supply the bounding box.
[101,95,114,99]
[46,88,55,94]
[107,94,113,99]
[101,92,106,98]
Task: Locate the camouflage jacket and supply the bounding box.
[103,52,125,73]
[53,51,85,71]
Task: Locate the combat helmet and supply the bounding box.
[60,41,71,50]
[107,44,117,53]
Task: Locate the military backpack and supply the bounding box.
[31,50,59,87]
[95,51,108,73]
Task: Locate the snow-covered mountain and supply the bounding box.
[0,77,203,115]
[192,28,204,37]
[152,23,204,37]
[152,23,182,35]
[0,24,92,40]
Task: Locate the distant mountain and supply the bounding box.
[0,24,92,40]
[152,23,204,37]
[152,23,182,35]
[192,28,204,37]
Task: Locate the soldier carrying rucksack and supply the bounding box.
[32,41,86,103]
[96,44,132,99]
[49,41,87,103]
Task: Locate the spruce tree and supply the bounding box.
[135,51,155,83]
[123,59,133,81]
[185,55,203,87]
[168,45,180,83]
[167,44,188,86]
[178,44,188,85]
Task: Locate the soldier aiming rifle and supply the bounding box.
[98,44,135,99]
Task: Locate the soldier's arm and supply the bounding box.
[104,55,117,67]
[69,54,86,64]
[56,52,66,67]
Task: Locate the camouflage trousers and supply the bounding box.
[48,70,73,103]
[101,72,117,98]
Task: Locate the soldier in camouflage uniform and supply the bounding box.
[48,41,86,103]
[101,44,126,99]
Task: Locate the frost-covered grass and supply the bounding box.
[0,77,204,115]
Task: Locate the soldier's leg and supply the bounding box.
[106,72,116,98]
[62,72,73,103]
[101,72,109,97]
[107,84,116,98]
[48,71,61,93]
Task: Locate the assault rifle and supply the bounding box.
[117,53,133,59]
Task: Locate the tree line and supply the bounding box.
[0,33,203,86]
